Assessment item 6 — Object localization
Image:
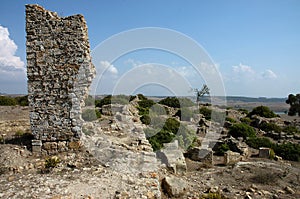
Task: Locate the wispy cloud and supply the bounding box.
[232,63,255,74]
[0,25,24,72]
[99,60,118,76]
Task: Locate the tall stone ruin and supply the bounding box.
[26,5,95,154]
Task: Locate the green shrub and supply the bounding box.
[248,106,277,118]
[137,99,155,116]
[199,107,212,120]
[146,118,180,151]
[159,97,194,108]
[15,95,29,106]
[246,137,274,149]
[238,108,249,115]
[137,94,148,101]
[283,126,300,135]
[228,123,256,139]
[0,96,17,106]
[159,97,180,108]
[274,143,300,161]
[258,122,281,133]
[225,117,236,123]
[140,115,151,125]
[138,99,155,109]
[240,117,252,125]
[95,95,130,107]
[82,109,101,121]
[45,156,60,168]
[148,130,176,151]
[214,143,230,156]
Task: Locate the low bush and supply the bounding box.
[240,117,252,125]
[146,118,180,151]
[45,156,60,168]
[140,115,151,125]
[159,97,194,108]
[214,143,230,156]
[199,107,212,120]
[248,106,277,118]
[82,109,101,121]
[95,95,130,107]
[238,108,249,115]
[258,122,282,133]
[225,117,236,123]
[228,123,256,139]
[283,126,300,135]
[15,95,29,106]
[274,143,300,161]
[246,137,274,149]
[0,96,17,106]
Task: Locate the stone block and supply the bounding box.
[162,176,187,197]
[259,147,271,158]
[224,150,241,165]
[185,147,213,166]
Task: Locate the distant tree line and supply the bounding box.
[0,95,28,106]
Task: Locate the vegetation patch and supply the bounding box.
[247,105,277,118]
[159,97,194,108]
[82,109,101,121]
[45,156,60,168]
[199,106,212,120]
[228,123,256,139]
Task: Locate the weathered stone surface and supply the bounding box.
[162,176,187,197]
[157,140,187,174]
[224,150,241,165]
[259,147,271,159]
[185,147,213,166]
[26,4,95,153]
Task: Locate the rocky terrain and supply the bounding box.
[0,96,300,199]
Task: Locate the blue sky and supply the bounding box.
[0,0,299,97]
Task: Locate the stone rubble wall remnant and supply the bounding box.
[26,4,95,154]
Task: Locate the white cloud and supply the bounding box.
[175,66,196,78]
[232,63,255,74]
[99,60,118,75]
[262,69,277,79]
[125,58,143,68]
[0,25,24,72]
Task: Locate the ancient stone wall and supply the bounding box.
[26,4,95,154]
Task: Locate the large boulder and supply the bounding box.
[224,150,241,165]
[157,140,187,174]
[162,176,187,197]
[185,147,213,166]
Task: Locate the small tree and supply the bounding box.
[286,94,300,116]
[192,84,210,107]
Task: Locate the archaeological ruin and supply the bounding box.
[26,4,95,154]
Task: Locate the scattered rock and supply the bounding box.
[284,186,295,194]
[162,176,187,197]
